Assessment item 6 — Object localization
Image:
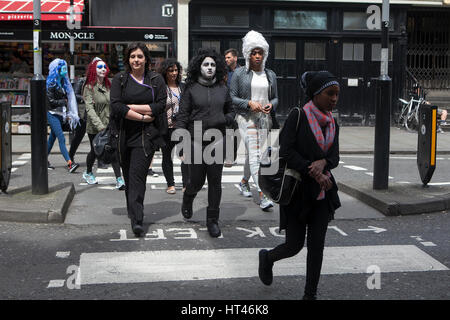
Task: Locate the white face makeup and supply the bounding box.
[96,62,107,79]
[200,57,216,80]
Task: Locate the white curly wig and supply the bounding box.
[242,30,269,71]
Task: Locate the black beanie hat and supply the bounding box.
[300,71,339,99]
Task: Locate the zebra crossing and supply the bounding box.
[79,154,253,189]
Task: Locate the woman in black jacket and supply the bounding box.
[175,48,235,238]
[110,43,167,237]
[258,71,341,300]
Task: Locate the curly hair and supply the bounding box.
[185,48,226,87]
[84,59,111,90]
[124,42,151,74]
[158,58,182,85]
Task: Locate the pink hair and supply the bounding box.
[85,60,111,89]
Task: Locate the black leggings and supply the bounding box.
[69,117,86,162]
[161,129,188,187]
[86,133,122,178]
[268,199,330,296]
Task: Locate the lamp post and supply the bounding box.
[31,0,48,195]
[373,0,392,190]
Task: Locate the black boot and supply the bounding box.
[206,208,221,238]
[181,193,194,219]
[258,249,273,286]
[302,293,317,300]
[131,219,144,237]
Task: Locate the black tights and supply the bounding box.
[86,133,122,178]
[268,200,330,296]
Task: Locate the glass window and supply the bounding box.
[201,41,221,53]
[343,43,364,61]
[201,7,249,27]
[371,43,393,61]
[275,41,296,60]
[304,42,326,60]
[343,11,394,31]
[274,10,327,30]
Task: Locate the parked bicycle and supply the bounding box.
[397,96,425,132]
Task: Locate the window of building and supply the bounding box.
[191,40,221,57]
[274,41,296,60]
[304,42,326,60]
[274,10,327,30]
[343,11,394,31]
[371,43,393,61]
[200,7,249,28]
[343,43,364,61]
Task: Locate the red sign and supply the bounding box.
[0,0,84,21]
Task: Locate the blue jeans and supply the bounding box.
[47,112,70,162]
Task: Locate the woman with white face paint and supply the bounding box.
[82,59,125,190]
[175,48,235,238]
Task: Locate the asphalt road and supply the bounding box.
[1,152,449,305]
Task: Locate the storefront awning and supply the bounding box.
[0,0,84,21]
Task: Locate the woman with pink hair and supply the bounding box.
[82,59,125,190]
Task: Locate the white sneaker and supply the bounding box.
[260,195,273,211]
[83,171,98,185]
[239,181,252,197]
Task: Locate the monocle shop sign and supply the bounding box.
[0,28,172,42]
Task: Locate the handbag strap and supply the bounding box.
[293,107,302,132]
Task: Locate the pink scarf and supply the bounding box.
[303,101,336,200]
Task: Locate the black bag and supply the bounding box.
[93,125,118,164]
[258,107,302,205]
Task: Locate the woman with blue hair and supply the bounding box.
[46,58,80,173]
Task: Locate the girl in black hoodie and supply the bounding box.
[175,48,235,238]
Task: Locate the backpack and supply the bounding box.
[258,107,302,205]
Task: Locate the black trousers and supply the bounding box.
[69,117,86,162]
[162,128,188,187]
[86,134,122,178]
[184,162,224,218]
[268,199,330,296]
[121,146,154,223]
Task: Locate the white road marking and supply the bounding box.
[358,226,387,233]
[11,168,17,173]
[343,165,367,171]
[18,153,31,160]
[364,172,394,179]
[328,226,348,236]
[12,160,27,166]
[428,182,450,186]
[77,245,448,285]
[420,242,437,247]
[47,280,65,288]
[56,251,70,258]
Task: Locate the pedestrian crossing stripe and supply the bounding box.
[77,245,448,286]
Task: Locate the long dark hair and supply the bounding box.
[124,42,151,74]
[185,48,226,87]
[158,58,182,85]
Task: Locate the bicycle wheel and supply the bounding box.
[404,111,418,132]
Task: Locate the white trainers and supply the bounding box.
[239,181,252,197]
[260,195,274,211]
[83,171,98,185]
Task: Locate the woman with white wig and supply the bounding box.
[230,30,279,211]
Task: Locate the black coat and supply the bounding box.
[279,107,341,230]
[46,83,67,111]
[175,81,235,136]
[110,71,167,157]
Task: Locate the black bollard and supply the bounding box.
[30,75,48,195]
[373,77,392,190]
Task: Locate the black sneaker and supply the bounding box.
[258,249,273,286]
[48,161,55,170]
[68,162,79,173]
[148,169,159,177]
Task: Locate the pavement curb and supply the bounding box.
[338,181,450,216]
[0,182,76,223]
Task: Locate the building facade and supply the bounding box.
[184,0,450,124]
